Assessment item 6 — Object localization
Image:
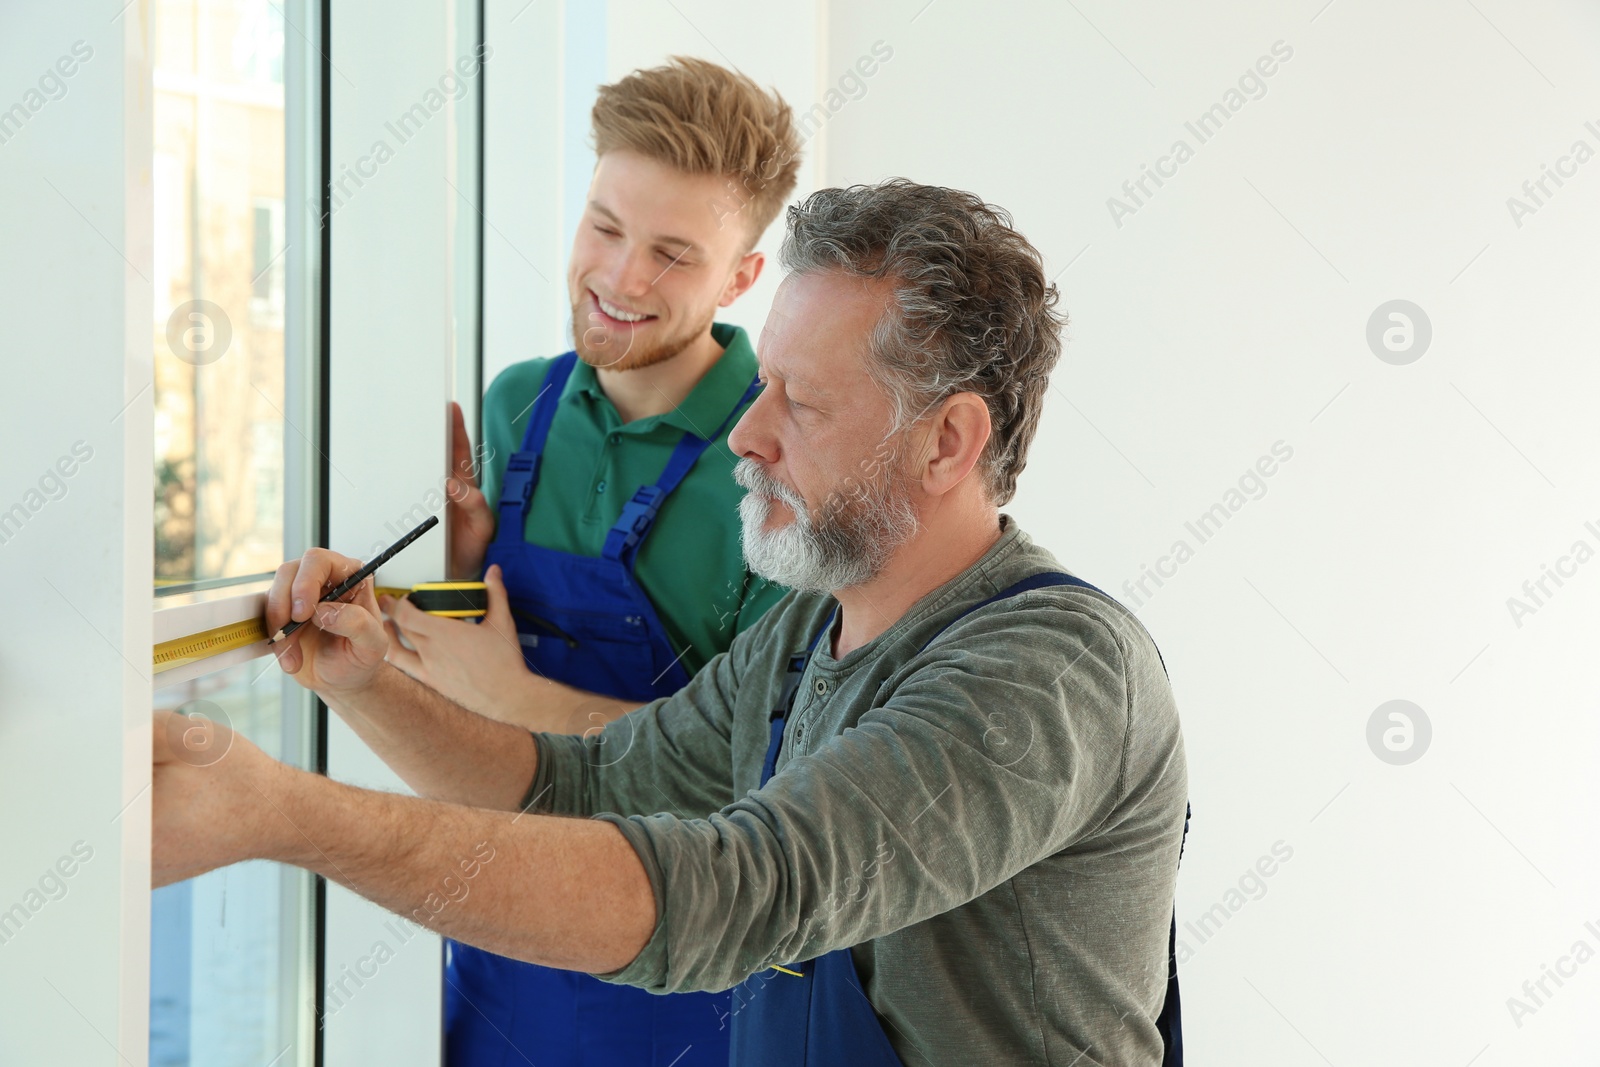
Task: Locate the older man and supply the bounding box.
[154,180,1189,1066]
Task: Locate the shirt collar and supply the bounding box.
[564,322,759,438]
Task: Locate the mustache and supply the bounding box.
[733,460,807,513]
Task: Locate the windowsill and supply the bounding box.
[154,576,276,691]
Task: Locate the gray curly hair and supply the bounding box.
[778,179,1066,505]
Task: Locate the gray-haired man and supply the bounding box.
[153,179,1189,1066]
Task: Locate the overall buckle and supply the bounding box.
[614,485,665,551]
[501,453,540,507]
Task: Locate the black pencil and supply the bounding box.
[268,514,439,644]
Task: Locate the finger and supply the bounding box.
[445,473,484,512]
[272,631,304,675]
[266,559,302,634]
[384,629,427,681]
[314,597,388,665]
[479,565,524,654]
[483,565,515,627]
[317,574,381,630]
[387,593,444,641]
[290,548,367,624]
[450,401,480,490]
[382,613,421,657]
[348,575,381,617]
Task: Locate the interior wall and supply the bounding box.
[823,2,1600,1064]
[484,0,825,387]
[0,3,153,1064]
[603,0,826,343]
[482,0,574,385]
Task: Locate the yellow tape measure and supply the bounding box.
[376,581,488,618]
[153,617,271,674]
[151,581,488,673]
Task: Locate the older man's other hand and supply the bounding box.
[151,709,296,888]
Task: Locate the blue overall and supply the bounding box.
[730,571,1188,1066]
[444,351,762,1067]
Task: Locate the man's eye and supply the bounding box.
[594,225,619,237]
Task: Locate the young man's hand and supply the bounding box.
[446,401,496,579]
[382,563,539,720]
[383,564,640,733]
[267,548,390,697]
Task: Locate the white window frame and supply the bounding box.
[320,1,484,1063]
[0,5,155,1064]
[143,0,326,1061]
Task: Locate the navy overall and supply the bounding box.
[729,571,1187,1066]
[444,351,761,1067]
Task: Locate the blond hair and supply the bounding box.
[592,57,802,249]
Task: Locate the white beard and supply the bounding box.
[734,457,920,594]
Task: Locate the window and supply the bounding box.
[151,658,316,1067]
[251,199,287,329]
[152,0,293,589]
[149,0,322,1064]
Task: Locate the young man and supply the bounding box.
[156,180,1189,1066]
[379,57,801,1067]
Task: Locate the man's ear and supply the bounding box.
[920,392,992,496]
[719,250,765,307]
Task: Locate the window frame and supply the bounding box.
[147,0,326,1062]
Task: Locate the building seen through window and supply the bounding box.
[153,0,287,590]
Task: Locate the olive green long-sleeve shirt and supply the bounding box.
[526,517,1188,1066]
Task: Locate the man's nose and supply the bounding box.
[728,386,777,464]
[605,244,655,298]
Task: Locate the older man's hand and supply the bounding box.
[267,548,390,697]
[151,709,295,887]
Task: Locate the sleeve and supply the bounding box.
[591,599,1137,994]
[524,624,749,822]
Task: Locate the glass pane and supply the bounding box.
[151,657,316,1067]
[153,0,288,588]
[150,0,319,1062]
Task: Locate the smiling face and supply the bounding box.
[728,271,924,592]
[567,150,760,372]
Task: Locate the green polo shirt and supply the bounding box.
[480,322,786,676]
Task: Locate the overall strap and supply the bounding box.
[759,608,836,787]
[494,353,579,544]
[601,374,763,568]
[919,571,1103,653]
[1158,801,1191,1066]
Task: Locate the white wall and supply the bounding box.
[482,0,571,383]
[484,0,825,385]
[604,0,826,343]
[0,3,152,1064]
[825,2,1600,1064]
